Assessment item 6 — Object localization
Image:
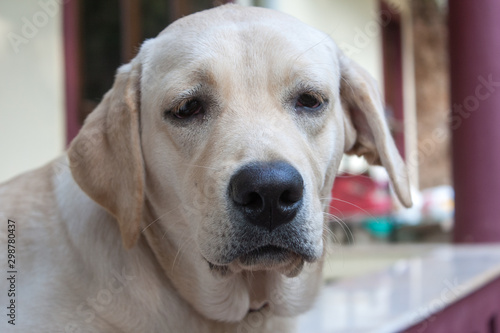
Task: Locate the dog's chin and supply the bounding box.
[209,246,306,278]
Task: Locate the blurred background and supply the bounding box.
[1,1,500,332]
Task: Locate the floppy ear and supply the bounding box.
[68,61,144,249]
[339,54,412,208]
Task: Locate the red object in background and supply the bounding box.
[329,174,392,218]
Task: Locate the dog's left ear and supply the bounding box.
[68,61,144,249]
[339,53,412,208]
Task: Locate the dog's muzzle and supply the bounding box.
[219,161,311,274]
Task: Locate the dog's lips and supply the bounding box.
[238,245,293,266]
[236,245,306,277]
[205,245,307,277]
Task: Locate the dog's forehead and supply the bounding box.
[141,5,339,84]
[159,5,320,41]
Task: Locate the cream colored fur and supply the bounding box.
[0,5,410,333]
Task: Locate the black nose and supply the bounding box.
[229,161,304,231]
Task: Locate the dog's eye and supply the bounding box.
[296,93,322,110]
[174,99,203,119]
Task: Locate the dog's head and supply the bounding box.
[68,4,411,322]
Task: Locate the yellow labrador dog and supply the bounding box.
[0,4,411,333]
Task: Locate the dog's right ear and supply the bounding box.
[68,61,144,249]
[339,53,412,208]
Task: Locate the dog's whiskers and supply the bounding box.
[322,203,347,222]
[324,212,355,245]
[142,206,197,273]
[321,222,347,278]
[141,206,180,233]
[322,225,344,267]
[322,223,338,248]
[329,197,381,223]
[170,227,195,273]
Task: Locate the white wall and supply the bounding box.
[0,1,65,183]
[257,0,384,85]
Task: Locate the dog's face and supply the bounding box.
[68,5,411,322]
[140,8,345,277]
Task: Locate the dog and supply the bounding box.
[0,4,411,333]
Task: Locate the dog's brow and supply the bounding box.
[163,84,204,108]
[178,84,203,99]
[292,79,329,97]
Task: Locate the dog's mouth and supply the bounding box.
[238,245,305,277]
[239,245,293,266]
[207,245,306,278]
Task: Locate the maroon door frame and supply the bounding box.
[63,0,81,146]
[450,1,500,243]
[120,0,142,63]
[380,1,405,159]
